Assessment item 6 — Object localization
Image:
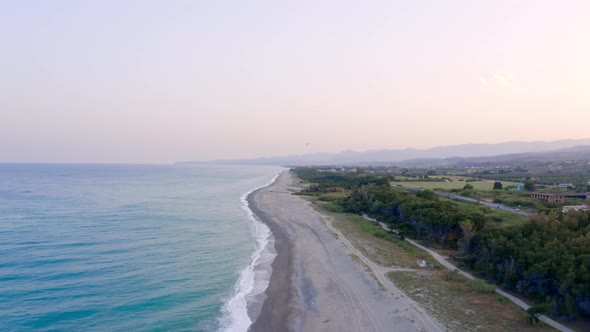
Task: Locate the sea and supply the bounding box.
[0,163,282,331]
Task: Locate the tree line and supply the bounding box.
[293,168,590,319]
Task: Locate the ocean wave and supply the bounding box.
[218,170,283,332]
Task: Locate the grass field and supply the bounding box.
[388,270,551,332]
[393,179,522,191]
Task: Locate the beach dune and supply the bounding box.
[248,171,444,332]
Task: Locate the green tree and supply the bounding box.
[493,181,503,190]
[416,189,436,201]
[524,180,536,191]
[463,183,474,190]
[458,219,475,253]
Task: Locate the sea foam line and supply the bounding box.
[219,169,284,332]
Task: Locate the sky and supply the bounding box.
[1,0,589,164]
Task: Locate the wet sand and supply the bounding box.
[248,171,444,332]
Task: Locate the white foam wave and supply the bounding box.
[218,169,283,332]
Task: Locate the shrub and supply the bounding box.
[461,189,473,196]
[497,297,509,304]
[468,278,496,293]
[323,202,344,212]
[446,269,461,281]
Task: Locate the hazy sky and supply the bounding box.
[1,1,589,163]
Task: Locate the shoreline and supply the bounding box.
[221,170,282,332]
[247,171,444,332]
[246,178,296,331]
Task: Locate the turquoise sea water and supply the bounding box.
[0,164,281,331]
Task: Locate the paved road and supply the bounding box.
[361,214,575,332]
[434,191,534,216]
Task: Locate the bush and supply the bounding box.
[416,189,437,201]
[497,297,509,304]
[461,189,473,196]
[491,215,503,223]
[468,278,496,293]
[446,269,461,281]
[323,202,344,213]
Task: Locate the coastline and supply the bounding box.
[247,171,444,332]
[245,175,296,331]
[221,170,282,332]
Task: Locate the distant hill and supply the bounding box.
[177,138,590,166]
[419,145,590,167]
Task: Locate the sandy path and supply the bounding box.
[249,172,444,332]
[362,214,576,332]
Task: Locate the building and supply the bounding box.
[559,183,574,189]
[531,193,565,204]
[562,193,590,200]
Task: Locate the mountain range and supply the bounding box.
[178,138,590,166]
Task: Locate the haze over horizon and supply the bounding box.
[2,1,589,164]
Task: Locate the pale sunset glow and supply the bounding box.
[1,0,589,163]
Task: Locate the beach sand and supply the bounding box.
[248,171,444,332]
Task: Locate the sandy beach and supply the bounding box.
[248,171,444,332]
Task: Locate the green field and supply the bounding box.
[393,179,521,191]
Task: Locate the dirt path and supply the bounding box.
[317,210,443,332]
[361,214,576,332]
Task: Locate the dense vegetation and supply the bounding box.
[293,168,390,191]
[469,212,590,319]
[339,184,482,247]
[294,168,590,319]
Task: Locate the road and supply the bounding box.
[361,214,575,332]
[434,191,534,216]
